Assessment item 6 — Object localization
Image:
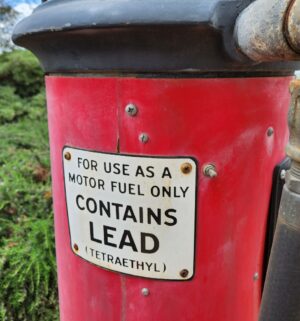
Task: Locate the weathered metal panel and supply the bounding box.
[46,75,290,321]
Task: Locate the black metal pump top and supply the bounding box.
[12,0,300,75]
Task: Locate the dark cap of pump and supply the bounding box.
[12,0,300,75]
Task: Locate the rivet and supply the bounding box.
[203,164,218,178]
[73,243,79,252]
[139,133,149,143]
[125,103,138,116]
[180,269,189,278]
[141,288,150,296]
[267,127,274,137]
[280,169,286,180]
[64,152,71,161]
[181,162,192,174]
[253,272,259,281]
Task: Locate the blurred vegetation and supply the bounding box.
[0,51,44,97]
[0,50,58,321]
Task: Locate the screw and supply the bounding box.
[125,103,138,116]
[180,269,189,278]
[181,162,193,174]
[139,133,149,143]
[253,272,259,281]
[203,164,218,178]
[267,127,274,137]
[64,152,71,160]
[141,288,150,296]
[280,169,286,180]
[73,243,79,252]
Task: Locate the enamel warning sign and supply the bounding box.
[63,147,197,280]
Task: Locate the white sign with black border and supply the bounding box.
[63,147,197,280]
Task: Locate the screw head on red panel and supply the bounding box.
[125,103,138,116]
[203,164,217,178]
[139,133,149,143]
[267,127,274,137]
[141,288,150,296]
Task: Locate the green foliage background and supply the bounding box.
[0,50,58,321]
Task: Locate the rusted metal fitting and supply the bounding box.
[235,0,300,62]
[286,79,300,163]
[284,79,300,193]
[285,168,300,193]
[258,78,300,321]
[286,0,300,54]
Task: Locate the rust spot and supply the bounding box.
[285,0,300,54]
[73,243,79,252]
[64,152,71,160]
[181,162,192,174]
[236,0,300,61]
[116,137,120,153]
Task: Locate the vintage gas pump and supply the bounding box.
[12,0,300,321]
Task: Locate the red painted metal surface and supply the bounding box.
[46,76,291,321]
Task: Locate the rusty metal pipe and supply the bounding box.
[236,2,300,318]
[235,0,300,62]
[287,0,300,54]
[258,80,300,321]
[287,80,300,163]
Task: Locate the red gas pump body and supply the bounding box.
[12,1,300,320]
[46,76,290,321]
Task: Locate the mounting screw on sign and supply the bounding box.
[180,269,189,278]
[73,243,79,252]
[64,152,72,161]
[181,162,193,174]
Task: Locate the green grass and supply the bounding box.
[0,51,58,321]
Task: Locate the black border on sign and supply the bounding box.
[61,145,198,282]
